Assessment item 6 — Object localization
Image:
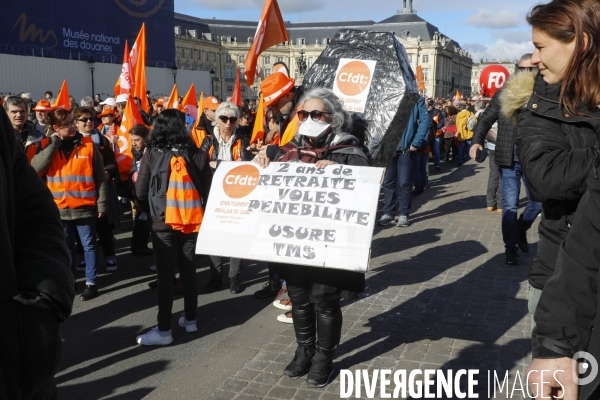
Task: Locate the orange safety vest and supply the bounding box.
[46,136,97,209]
[25,138,49,163]
[231,139,242,161]
[165,156,204,233]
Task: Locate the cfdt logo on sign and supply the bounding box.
[479,65,510,98]
[332,58,377,113]
[222,164,260,199]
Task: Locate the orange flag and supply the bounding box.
[243,0,289,85]
[250,94,265,144]
[117,95,145,181]
[231,66,243,107]
[280,114,300,146]
[114,40,135,96]
[416,66,426,91]
[165,84,179,109]
[181,83,197,116]
[53,80,70,110]
[131,24,149,113]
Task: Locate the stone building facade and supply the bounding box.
[173,1,473,100]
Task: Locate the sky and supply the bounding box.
[174,0,542,63]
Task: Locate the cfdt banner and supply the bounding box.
[196,162,385,272]
[0,0,175,67]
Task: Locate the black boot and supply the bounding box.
[518,231,529,253]
[230,277,243,294]
[505,247,520,265]
[201,275,222,294]
[80,284,98,301]
[283,346,315,379]
[253,279,281,298]
[306,349,334,387]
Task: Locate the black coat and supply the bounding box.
[472,89,517,167]
[514,74,600,290]
[0,107,73,398]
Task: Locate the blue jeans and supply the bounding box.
[382,151,413,216]
[457,140,472,164]
[63,217,98,285]
[411,152,427,192]
[500,162,542,250]
[432,136,441,168]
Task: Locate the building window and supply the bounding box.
[213,53,217,62]
[308,57,313,68]
[422,55,429,63]
[264,56,271,64]
[408,54,412,63]
[227,86,233,92]
[225,67,233,79]
[277,57,283,62]
[240,67,245,78]
[241,87,246,92]
[225,54,232,63]
[264,68,271,76]
[422,68,429,81]
[239,55,245,63]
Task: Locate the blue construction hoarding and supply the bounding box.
[1,0,175,67]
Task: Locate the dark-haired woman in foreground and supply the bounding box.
[135,109,212,345]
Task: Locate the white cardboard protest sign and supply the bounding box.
[332,58,377,113]
[196,161,384,273]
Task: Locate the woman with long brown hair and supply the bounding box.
[500,0,600,397]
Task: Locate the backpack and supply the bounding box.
[148,149,205,233]
[466,113,477,131]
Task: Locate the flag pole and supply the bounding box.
[288,42,300,77]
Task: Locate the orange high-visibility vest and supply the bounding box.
[46,136,97,209]
[25,138,49,163]
[165,156,204,234]
[232,139,242,161]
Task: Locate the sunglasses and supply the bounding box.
[76,117,94,123]
[218,116,238,124]
[519,67,536,72]
[297,110,330,122]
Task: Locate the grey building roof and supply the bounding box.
[174,11,464,49]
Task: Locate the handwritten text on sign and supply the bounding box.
[196,162,384,272]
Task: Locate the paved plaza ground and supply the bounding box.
[57,159,537,400]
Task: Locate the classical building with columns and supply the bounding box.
[174,0,473,100]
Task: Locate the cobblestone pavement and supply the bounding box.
[146,160,538,400]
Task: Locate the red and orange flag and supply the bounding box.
[116,95,145,181]
[131,24,148,113]
[243,0,289,86]
[181,83,197,116]
[231,66,243,107]
[53,80,70,110]
[165,84,179,109]
[114,40,135,96]
[250,94,265,144]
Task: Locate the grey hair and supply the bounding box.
[80,96,94,107]
[474,101,485,110]
[457,103,467,111]
[452,100,462,107]
[213,102,240,126]
[3,96,26,111]
[299,88,352,134]
[520,53,533,62]
[21,93,32,100]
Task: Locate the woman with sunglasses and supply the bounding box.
[31,108,108,301]
[72,107,120,274]
[200,102,252,294]
[254,88,370,388]
[502,0,600,397]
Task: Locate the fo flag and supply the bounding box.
[243,0,289,86]
[117,96,145,181]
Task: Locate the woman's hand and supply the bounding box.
[315,160,335,169]
[253,153,271,168]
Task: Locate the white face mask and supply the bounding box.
[299,117,330,139]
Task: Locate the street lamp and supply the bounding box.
[88,56,95,103]
[210,68,216,97]
[172,64,178,85]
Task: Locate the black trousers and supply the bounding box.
[76,215,115,258]
[153,230,198,331]
[444,138,454,160]
[284,265,343,359]
[209,256,242,279]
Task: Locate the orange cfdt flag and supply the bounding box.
[181,83,197,117]
[416,66,426,91]
[250,94,265,144]
[165,84,179,109]
[53,80,70,111]
[114,40,135,96]
[117,95,145,181]
[243,0,289,86]
[231,66,243,107]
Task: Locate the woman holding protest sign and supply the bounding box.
[200,102,252,294]
[134,109,212,345]
[254,88,371,388]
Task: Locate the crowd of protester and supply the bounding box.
[4,0,600,396]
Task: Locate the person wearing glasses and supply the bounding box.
[200,102,252,295]
[254,88,371,388]
[31,108,108,301]
[469,53,542,267]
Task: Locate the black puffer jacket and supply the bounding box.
[506,72,600,290]
[472,89,517,167]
